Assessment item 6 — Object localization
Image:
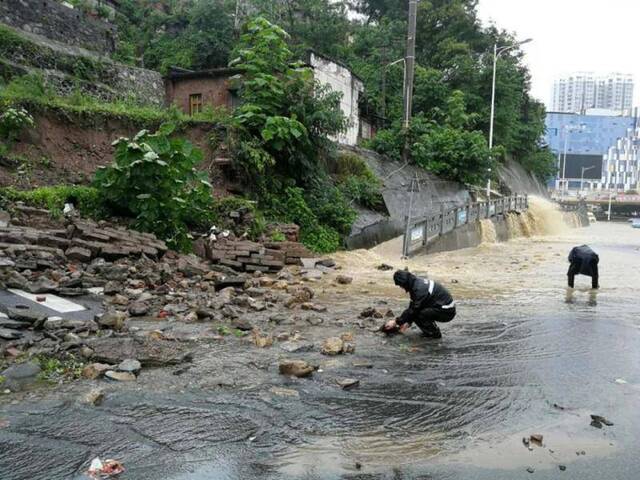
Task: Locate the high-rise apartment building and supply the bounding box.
[551,73,634,114]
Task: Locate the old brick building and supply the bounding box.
[164,68,241,115]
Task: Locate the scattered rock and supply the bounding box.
[103,281,121,295]
[279,360,315,377]
[335,275,353,285]
[0,328,22,340]
[590,414,613,428]
[215,276,247,291]
[0,361,41,391]
[280,341,314,353]
[82,363,112,380]
[27,277,58,294]
[321,337,344,355]
[305,316,323,326]
[96,310,127,331]
[65,246,92,263]
[526,467,535,474]
[302,269,323,281]
[376,264,394,271]
[316,258,336,268]
[269,386,299,397]
[340,332,354,342]
[105,370,136,382]
[6,307,46,324]
[530,434,543,446]
[0,318,30,329]
[559,465,567,471]
[232,318,253,331]
[253,332,273,348]
[85,388,105,406]
[128,302,149,317]
[336,378,360,389]
[117,359,141,375]
[300,303,327,312]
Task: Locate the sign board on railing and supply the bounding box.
[402,195,528,257]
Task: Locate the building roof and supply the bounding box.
[165,67,243,81]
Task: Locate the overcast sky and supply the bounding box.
[476,0,640,108]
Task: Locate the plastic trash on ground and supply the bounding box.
[87,457,125,478]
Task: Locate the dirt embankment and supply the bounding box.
[3,108,220,188]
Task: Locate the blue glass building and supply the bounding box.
[544,112,637,190]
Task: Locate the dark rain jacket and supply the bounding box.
[568,245,599,277]
[394,271,455,326]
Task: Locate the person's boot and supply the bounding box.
[420,322,442,339]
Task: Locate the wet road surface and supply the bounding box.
[1,215,639,479]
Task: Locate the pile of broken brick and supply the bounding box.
[0,210,349,387]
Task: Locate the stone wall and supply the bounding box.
[0,24,164,106]
[0,0,116,54]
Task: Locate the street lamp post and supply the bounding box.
[580,165,595,196]
[488,38,532,199]
[488,38,533,149]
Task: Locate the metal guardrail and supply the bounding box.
[401,194,529,257]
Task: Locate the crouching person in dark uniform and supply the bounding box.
[568,245,599,289]
[384,270,456,339]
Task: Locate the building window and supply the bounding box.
[189,94,203,116]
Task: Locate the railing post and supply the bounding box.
[402,215,410,257]
[440,203,445,235]
[525,194,528,209]
[487,200,491,218]
[422,218,428,246]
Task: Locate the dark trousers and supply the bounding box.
[568,261,599,289]
[415,307,456,337]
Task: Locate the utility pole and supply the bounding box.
[401,0,418,162]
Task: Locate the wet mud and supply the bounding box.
[2,198,640,479]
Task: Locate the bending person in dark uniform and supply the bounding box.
[568,245,599,289]
[384,270,456,339]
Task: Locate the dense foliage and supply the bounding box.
[228,17,355,252]
[93,125,214,250]
[112,0,554,181]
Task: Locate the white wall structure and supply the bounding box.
[552,72,634,115]
[309,52,364,146]
[598,126,640,191]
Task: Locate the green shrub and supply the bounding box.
[93,125,214,251]
[264,185,351,253]
[330,152,384,210]
[0,185,103,218]
[0,106,34,143]
[210,195,265,239]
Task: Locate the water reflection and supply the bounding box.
[565,287,599,305]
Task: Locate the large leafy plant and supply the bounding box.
[93,125,213,250]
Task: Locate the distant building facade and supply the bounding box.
[165,52,370,146]
[551,72,634,115]
[597,127,640,192]
[545,111,637,191]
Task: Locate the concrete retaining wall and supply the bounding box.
[423,216,509,254]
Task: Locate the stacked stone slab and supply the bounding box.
[205,238,313,273]
[0,219,167,264]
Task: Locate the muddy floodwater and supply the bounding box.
[1,199,640,479]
